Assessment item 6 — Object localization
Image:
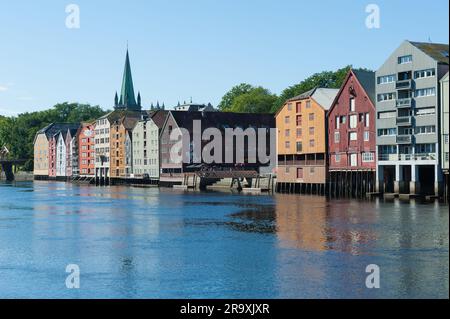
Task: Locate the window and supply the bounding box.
[309,113,314,121]
[335,154,341,162]
[309,139,315,147]
[415,107,435,116]
[341,116,346,124]
[309,127,315,135]
[415,126,436,134]
[444,134,449,144]
[306,101,311,109]
[364,113,370,127]
[287,103,293,111]
[362,152,375,162]
[416,144,436,154]
[445,152,449,162]
[349,132,357,141]
[296,128,302,138]
[377,74,396,84]
[349,115,358,129]
[296,142,302,153]
[285,167,290,173]
[334,132,340,143]
[285,141,290,149]
[285,129,290,137]
[310,167,315,174]
[398,55,412,64]
[296,102,301,113]
[335,116,340,129]
[297,168,303,179]
[414,69,435,79]
[296,115,302,126]
[364,131,370,141]
[350,98,355,112]
[415,88,436,98]
[377,92,396,102]
[378,111,396,119]
[284,116,290,124]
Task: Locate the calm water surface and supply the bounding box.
[0,181,448,298]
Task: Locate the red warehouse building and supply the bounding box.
[327,69,376,197]
[78,122,96,177]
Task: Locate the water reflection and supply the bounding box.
[0,181,448,298]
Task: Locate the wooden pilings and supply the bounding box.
[276,170,376,199]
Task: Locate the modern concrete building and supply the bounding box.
[276,88,339,194]
[327,69,376,197]
[376,41,449,196]
[441,72,449,199]
[132,110,168,178]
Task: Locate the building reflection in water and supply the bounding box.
[274,194,377,255]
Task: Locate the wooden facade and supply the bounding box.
[276,88,338,194]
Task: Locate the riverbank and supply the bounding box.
[0,171,33,181]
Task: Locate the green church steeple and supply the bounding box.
[115,49,141,111]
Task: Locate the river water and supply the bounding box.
[0,181,448,299]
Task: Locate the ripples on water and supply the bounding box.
[0,181,448,298]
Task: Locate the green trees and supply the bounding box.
[0,103,108,171]
[218,83,277,113]
[218,66,372,114]
[271,66,353,113]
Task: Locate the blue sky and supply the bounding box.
[0,0,448,115]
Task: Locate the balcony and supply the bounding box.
[396,135,413,144]
[378,153,437,161]
[396,98,412,108]
[396,116,412,126]
[396,79,413,90]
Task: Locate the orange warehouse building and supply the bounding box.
[276,88,338,194]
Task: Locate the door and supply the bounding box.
[350,154,358,167]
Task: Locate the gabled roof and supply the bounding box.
[36,123,80,141]
[409,41,449,64]
[352,69,376,105]
[288,87,339,110]
[107,109,142,123]
[327,69,376,116]
[149,110,169,129]
[441,71,449,82]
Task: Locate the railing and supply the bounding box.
[396,98,412,108]
[277,159,325,166]
[378,153,436,161]
[396,135,412,144]
[396,79,413,90]
[396,116,412,126]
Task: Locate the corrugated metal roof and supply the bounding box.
[288,87,339,110]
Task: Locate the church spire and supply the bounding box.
[116,49,139,110]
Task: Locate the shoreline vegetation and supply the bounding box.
[0,66,364,171]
